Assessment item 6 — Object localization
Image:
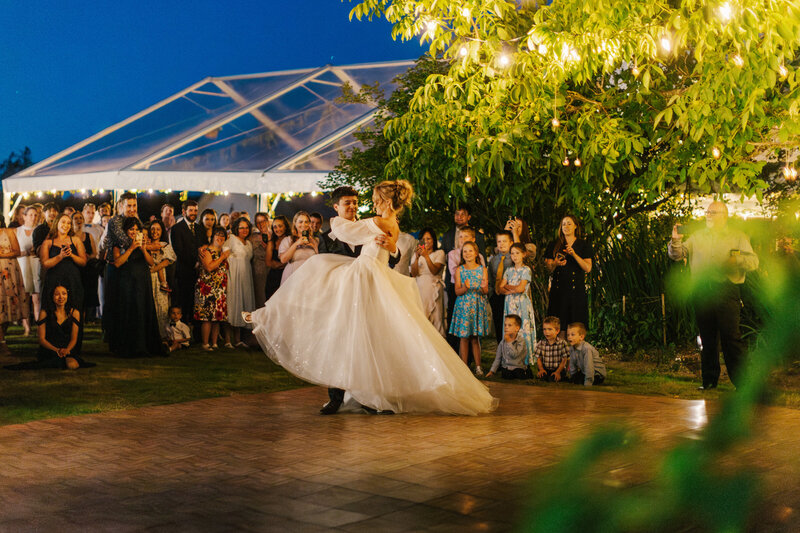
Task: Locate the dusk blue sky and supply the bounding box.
[0,1,425,165]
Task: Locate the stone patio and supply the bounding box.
[1,383,798,532]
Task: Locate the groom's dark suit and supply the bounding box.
[318,222,401,410]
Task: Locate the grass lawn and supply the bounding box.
[1,324,798,427]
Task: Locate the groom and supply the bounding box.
[318,186,401,415]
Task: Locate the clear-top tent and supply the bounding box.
[3,60,414,200]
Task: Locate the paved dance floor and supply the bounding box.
[1,383,799,532]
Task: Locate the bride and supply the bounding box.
[246,180,497,415]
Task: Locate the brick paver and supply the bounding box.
[1,384,798,532]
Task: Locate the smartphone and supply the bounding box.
[302,230,309,239]
[555,252,565,262]
[261,233,269,244]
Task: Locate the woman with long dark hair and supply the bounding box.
[264,215,289,300]
[544,215,593,339]
[410,228,446,335]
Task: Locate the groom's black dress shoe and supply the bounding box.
[320,400,342,415]
[362,406,395,415]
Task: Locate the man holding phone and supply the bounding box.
[668,201,758,390]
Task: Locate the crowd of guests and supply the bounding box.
[0,194,608,387]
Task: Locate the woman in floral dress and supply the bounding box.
[195,227,230,350]
[0,221,29,356]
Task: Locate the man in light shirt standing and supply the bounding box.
[669,201,758,390]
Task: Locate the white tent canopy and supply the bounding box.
[3,60,413,196]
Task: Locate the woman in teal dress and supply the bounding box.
[449,242,490,376]
[500,243,536,362]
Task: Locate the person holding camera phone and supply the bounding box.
[544,215,593,340]
[279,211,318,285]
[669,201,758,390]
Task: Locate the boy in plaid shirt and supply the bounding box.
[533,316,570,382]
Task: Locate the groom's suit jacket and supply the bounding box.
[318,224,401,267]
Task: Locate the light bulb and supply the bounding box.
[36,191,42,197]
[538,44,547,55]
[712,146,721,159]
[148,189,154,194]
[552,117,560,128]
[499,55,510,66]
[660,36,672,53]
[562,157,570,166]
[460,47,468,57]
[460,7,470,17]
[224,191,229,196]
[464,174,472,183]
[574,158,582,167]
[99,189,105,193]
[204,189,210,193]
[426,20,437,32]
[80,189,86,194]
[732,54,744,67]
[779,65,788,77]
[631,66,640,77]
[718,2,732,22]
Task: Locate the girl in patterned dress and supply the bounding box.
[500,243,536,361]
[449,241,490,376]
[195,226,230,350]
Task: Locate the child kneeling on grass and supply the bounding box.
[566,322,606,386]
[486,314,533,379]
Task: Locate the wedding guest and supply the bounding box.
[224,217,255,348]
[309,212,323,237]
[98,202,112,217]
[544,215,593,340]
[71,211,101,320]
[160,204,176,234]
[170,200,204,321]
[111,217,164,357]
[40,213,87,354]
[63,206,76,217]
[230,211,241,224]
[499,243,536,356]
[82,203,103,241]
[147,221,177,334]
[393,231,417,276]
[264,215,289,300]
[486,315,532,379]
[279,211,318,284]
[8,205,25,229]
[32,202,59,256]
[449,241,490,376]
[198,208,217,246]
[410,228,446,335]
[100,194,138,340]
[16,206,40,334]
[249,212,271,308]
[196,226,230,350]
[218,213,231,233]
[0,219,29,355]
[36,285,92,369]
[164,306,191,353]
[488,230,514,343]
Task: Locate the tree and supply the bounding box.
[0,147,33,181]
[345,0,800,241]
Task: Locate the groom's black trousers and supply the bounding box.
[329,387,345,404]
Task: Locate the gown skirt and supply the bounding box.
[250,217,498,415]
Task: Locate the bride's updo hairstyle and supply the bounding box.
[373,180,413,215]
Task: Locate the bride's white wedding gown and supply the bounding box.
[251,216,498,415]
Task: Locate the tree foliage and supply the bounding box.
[345,0,800,239]
[0,147,33,181]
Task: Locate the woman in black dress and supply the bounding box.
[39,212,87,353]
[110,217,165,357]
[71,211,101,317]
[544,215,593,339]
[264,215,289,301]
[36,285,94,369]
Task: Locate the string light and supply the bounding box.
[718,2,733,22]
[460,7,470,17]
[574,158,582,167]
[711,146,721,159]
[148,189,154,194]
[79,189,86,194]
[562,157,570,166]
[551,117,561,128]
[631,64,640,77]
[426,20,438,32]
[660,36,672,53]
[732,54,744,67]
[99,188,105,193]
[779,65,789,77]
[783,165,798,182]
[537,44,547,55]
[460,46,468,57]
[204,189,210,193]
[464,174,472,183]
[499,54,510,66]
[36,191,42,198]
[50,189,56,194]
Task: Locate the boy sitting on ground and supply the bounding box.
[164,306,191,353]
[566,322,607,386]
[486,314,533,379]
[533,316,570,382]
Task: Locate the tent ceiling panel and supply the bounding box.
[5,60,414,194]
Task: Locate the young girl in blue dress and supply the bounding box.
[449,241,490,376]
[499,243,536,361]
